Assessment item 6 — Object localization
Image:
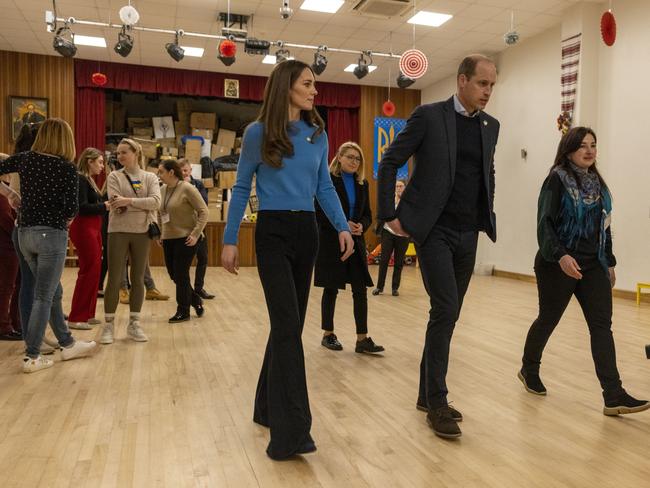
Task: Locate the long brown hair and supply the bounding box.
[329,141,366,183]
[77,147,104,194]
[257,60,324,168]
[551,126,608,190]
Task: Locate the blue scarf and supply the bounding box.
[554,164,612,274]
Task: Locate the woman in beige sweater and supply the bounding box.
[101,138,160,344]
[157,159,208,323]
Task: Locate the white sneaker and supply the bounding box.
[127,322,148,342]
[40,343,56,355]
[61,340,97,360]
[23,356,54,373]
[88,318,101,325]
[100,323,114,344]
[69,322,93,330]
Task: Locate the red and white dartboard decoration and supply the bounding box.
[399,49,428,79]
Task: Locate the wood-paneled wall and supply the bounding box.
[359,86,421,247]
[0,50,75,154]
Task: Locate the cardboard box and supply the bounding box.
[185,139,202,164]
[190,112,217,130]
[216,129,237,149]
[191,128,214,140]
[133,127,153,137]
[133,138,158,159]
[221,201,230,221]
[234,137,242,149]
[174,121,189,137]
[161,147,178,157]
[157,137,177,149]
[211,144,231,159]
[217,171,237,189]
[128,117,151,128]
[190,164,202,180]
[202,177,214,188]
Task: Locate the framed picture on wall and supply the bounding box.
[9,96,48,140]
[224,79,240,99]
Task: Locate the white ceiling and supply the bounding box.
[0,0,604,89]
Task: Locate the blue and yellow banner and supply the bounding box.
[373,117,409,180]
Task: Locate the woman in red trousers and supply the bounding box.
[68,148,109,329]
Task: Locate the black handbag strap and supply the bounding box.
[122,170,139,197]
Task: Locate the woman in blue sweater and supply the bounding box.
[222,60,354,460]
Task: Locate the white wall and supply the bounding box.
[419,0,650,291]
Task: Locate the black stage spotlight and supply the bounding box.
[396,72,415,88]
[275,47,291,63]
[244,38,271,55]
[114,25,134,58]
[353,52,371,80]
[311,46,327,75]
[53,24,77,58]
[166,31,184,62]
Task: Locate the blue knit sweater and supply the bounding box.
[223,120,349,245]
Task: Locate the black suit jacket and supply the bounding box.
[377,96,500,244]
[314,174,373,289]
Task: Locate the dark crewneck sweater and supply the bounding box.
[437,112,488,232]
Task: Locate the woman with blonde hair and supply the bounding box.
[222,60,354,460]
[100,138,160,344]
[314,141,384,354]
[0,118,96,373]
[67,148,110,329]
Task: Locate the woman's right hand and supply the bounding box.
[222,244,239,275]
[104,200,111,211]
[559,254,582,279]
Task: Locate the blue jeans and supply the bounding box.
[18,226,73,358]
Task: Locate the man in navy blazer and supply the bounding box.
[377,54,499,439]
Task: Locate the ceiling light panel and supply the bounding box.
[74,35,107,47]
[300,0,345,14]
[407,11,453,27]
[181,46,204,57]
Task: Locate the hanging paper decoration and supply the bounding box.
[557,112,572,134]
[399,49,428,79]
[382,100,395,117]
[558,33,581,132]
[600,10,616,46]
[219,39,237,58]
[91,72,108,86]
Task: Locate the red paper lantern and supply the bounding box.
[382,100,395,117]
[601,10,616,46]
[219,40,237,58]
[91,72,108,86]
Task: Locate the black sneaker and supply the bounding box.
[169,312,190,323]
[518,369,547,395]
[371,288,383,296]
[416,400,463,421]
[321,334,343,351]
[355,337,385,354]
[427,406,462,438]
[392,289,399,296]
[603,392,650,416]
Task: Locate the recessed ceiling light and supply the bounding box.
[344,64,377,73]
[74,35,107,48]
[300,0,345,14]
[262,54,294,64]
[407,11,453,27]
[181,46,204,57]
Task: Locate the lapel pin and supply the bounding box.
[483,120,488,126]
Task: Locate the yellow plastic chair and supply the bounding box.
[636,282,650,305]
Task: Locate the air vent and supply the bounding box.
[352,0,412,19]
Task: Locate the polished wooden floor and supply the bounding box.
[1,266,649,487]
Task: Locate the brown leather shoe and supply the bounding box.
[416,400,463,421]
[427,405,462,438]
[146,288,169,300]
[119,288,130,304]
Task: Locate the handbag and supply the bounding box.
[123,171,160,240]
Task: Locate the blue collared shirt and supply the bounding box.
[453,94,480,118]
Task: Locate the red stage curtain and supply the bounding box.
[74,87,105,157]
[74,60,360,108]
[326,108,360,163]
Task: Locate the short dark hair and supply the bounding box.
[159,159,183,179]
[457,54,495,80]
